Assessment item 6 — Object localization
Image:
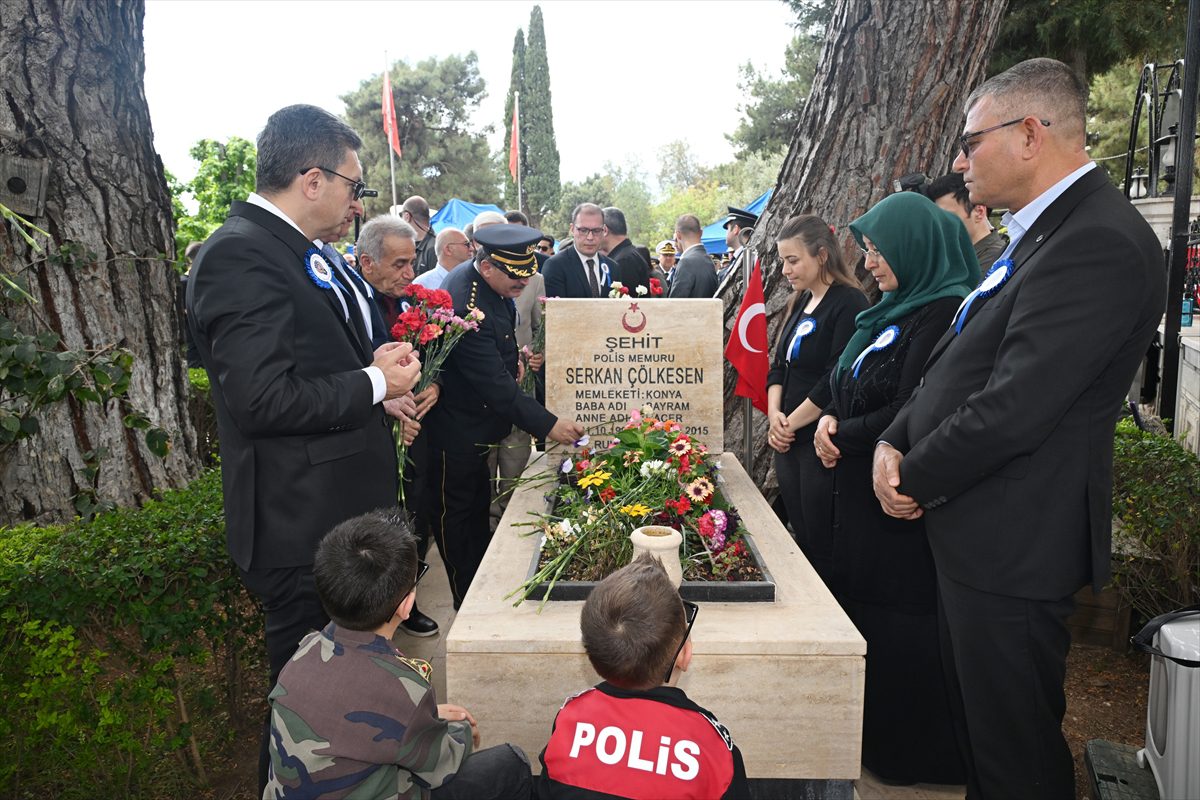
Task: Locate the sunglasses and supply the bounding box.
[300,166,371,201]
[958,117,1051,159]
[663,600,699,683]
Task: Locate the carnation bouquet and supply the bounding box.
[518,296,546,395]
[509,406,762,605]
[389,284,483,496]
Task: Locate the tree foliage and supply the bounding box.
[170,137,256,263]
[502,29,526,210]
[343,53,499,214]
[989,0,1189,81]
[729,35,821,158]
[520,6,561,225]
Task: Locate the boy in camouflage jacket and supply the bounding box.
[265,512,532,799]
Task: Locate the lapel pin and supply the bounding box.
[1035,234,1044,242]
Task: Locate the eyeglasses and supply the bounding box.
[413,559,430,590]
[958,117,1051,158]
[663,600,699,683]
[574,226,607,239]
[859,246,884,261]
[300,166,370,201]
[452,240,473,249]
[536,244,553,253]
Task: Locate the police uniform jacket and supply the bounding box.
[425,263,557,455]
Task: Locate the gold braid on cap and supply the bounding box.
[487,249,538,278]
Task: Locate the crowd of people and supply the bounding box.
[183,56,1166,800]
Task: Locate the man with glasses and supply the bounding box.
[668,214,718,298]
[543,202,619,298]
[874,59,1165,800]
[402,195,440,276]
[187,104,421,794]
[413,226,473,291]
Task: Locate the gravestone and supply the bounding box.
[544,298,724,447]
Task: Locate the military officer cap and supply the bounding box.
[723,206,759,230]
[474,224,541,278]
[656,240,677,256]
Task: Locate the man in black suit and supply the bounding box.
[872,59,1165,800]
[668,214,718,298]
[423,225,583,607]
[542,202,618,298]
[187,104,422,790]
[601,206,650,295]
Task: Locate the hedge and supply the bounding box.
[0,468,258,798]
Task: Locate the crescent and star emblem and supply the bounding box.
[736,302,766,353]
[622,302,646,333]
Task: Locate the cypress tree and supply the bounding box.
[521,5,560,226]
[502,29,525,209]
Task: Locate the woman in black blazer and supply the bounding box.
[765,215,868,580]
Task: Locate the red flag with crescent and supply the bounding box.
[724,259,769,413]
[508,104,520,180]
[382,71,402,158]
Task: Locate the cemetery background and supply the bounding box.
[0,0,1195,797]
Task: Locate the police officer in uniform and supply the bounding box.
[717,206,758,290]
[423,224,583,607]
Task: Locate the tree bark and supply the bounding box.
[719,0,1008,493]
[0,0,199,523]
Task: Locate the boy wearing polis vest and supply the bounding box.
[536,555,750,799]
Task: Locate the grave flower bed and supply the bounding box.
[509,407,770,605]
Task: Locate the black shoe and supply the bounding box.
[400,607,439,637]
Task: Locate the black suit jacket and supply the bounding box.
[669,244,718,298]
[542,249,616,298]
[187,201,398,571]
[424,265,557,455]
[606,238,650,295]
[882,168,1165,599]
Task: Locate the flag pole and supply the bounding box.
[514,91,522,214]
[742,252,756,469]
[384,51,398,215]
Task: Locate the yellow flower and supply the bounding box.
[578,470,612,489]
[619,503,653,517]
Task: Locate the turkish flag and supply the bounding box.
[382,71,402,158]
[724,259,769,413]
[508,103,520,180]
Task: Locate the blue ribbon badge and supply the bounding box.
[304,247,335,290]
[851,324,900,378]
[953,258,1012,335]
[787,317,817,362]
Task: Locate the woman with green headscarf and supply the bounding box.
[809,191,979,786]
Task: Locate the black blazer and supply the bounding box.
[187,201,398,571]
[606,238,650,296]
[669,244,718,298]
[542,249,616,298]
[424,264,557,455]
[882,168,1166,598]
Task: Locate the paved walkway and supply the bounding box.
[393,542,966,799]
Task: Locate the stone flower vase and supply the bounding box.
[629,526,684,587]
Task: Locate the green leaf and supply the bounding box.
[144,428,171,458]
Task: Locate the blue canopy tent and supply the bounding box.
[429,198,504,233]
[700,189,773,254]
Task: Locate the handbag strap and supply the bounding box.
[1130,605,1200,668]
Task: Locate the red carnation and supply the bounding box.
[397,307,427,333]
[599,486,616,503]
[649,278,664,297]
[405,284,430,302]
[418,323,443,345]
[428,288,453,309]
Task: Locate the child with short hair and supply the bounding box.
[264,512,531,800]
[537,554,750,799]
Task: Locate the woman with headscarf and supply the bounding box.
[811,191,980,785]
[765,215,868,576]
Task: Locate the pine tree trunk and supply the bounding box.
[719,0,1008,493]
[0,0,199,523]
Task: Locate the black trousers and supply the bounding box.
[937,572,1076,800]
[425,445,493,608]
[402,431,432,561]
[238,564,330,796]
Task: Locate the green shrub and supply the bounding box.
[1111,418,1200,620]
[0,469,258,797]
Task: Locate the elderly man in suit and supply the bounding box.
[543,202,618,298]
[872,59,1165,800]
[187,104,422,791]
[668,214,717,298]
[423,225,583,608]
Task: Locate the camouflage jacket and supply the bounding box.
[265,623,473,799]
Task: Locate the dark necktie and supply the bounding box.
[322,244,369,345]
[586,258,599,297]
